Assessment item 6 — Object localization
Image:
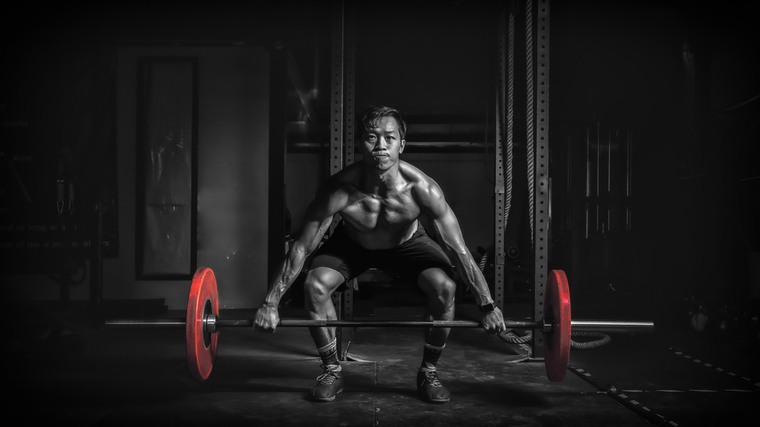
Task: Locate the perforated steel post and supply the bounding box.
[493,3,508,312]
[532,0,551,359]
[329,0,345,355]
[342,2,356,322]
[330,1,345,182]
[344,3,356,169]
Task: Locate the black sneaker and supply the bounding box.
[311,364,344,402]
[416,368,451,403]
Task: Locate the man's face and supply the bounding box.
[361,116,405,171]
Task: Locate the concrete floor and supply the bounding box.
[6,294,760,427]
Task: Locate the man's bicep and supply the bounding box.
[430,208,469,255]
[417,182,466,251]
[420,192,465,254]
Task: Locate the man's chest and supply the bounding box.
[341,192,420,231]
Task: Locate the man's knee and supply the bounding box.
[419,269,456,304]
[304,268,344,304]
[437,279,456,306]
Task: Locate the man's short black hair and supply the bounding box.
[360,105,407,140]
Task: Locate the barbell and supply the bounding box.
[104,268,654,382]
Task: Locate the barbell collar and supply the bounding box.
[205,311,218,334]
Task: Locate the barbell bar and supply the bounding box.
[104,317,653,335]
[103,267,655,383]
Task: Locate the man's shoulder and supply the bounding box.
[399,161,443,200]
[317,163,362,198]
[399,160,433,184]
[327,163,364,188]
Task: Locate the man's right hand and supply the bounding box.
[254,305,280,333]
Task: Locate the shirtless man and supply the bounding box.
[255,105,506,403]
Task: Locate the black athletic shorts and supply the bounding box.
[307,221,454,284]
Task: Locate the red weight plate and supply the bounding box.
[186,267,219,381]
[544,270,571,382]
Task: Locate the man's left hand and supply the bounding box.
[481,307,507,334]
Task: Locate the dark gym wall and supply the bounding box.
[549,2,760,307]
[1,30,119,301]
[549,3,687,303]
[112,47,270,310]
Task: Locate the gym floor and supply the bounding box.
[7,287,760,427]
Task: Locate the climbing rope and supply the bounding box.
[504,7,515,230]
[525,0,535,247]
[499,330,612,350]
[478,250,489,272]
[569,331,612,350]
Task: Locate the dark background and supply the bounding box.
[1,1,758,316]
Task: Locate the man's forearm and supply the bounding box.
[452,252,494,306]
[263,249,307,307]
